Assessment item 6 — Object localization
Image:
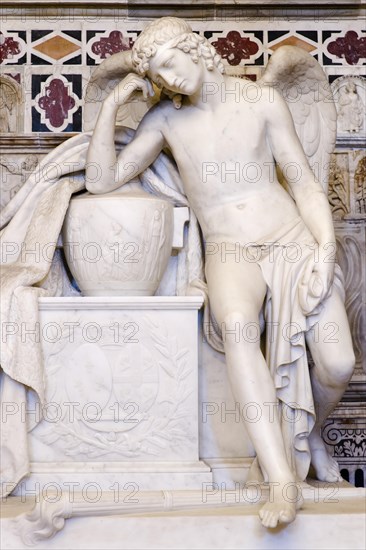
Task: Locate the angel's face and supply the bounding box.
[147,46,204,96]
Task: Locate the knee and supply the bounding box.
[336,351,355,384]
[321,350,355,387]
[221,311,261,347]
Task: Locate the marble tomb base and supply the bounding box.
[1,485,365,549]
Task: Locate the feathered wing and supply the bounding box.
[259,46,337,193]
[83,50,158,132]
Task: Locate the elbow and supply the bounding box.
[85,163,120,195]
[85,166,107,194]
[85,179,104,194]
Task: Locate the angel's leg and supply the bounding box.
[306,286,355,482]
[205,252,301,528]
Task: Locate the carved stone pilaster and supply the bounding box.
[334,222,366,378]
[329,149,366,220]
[354,156,366,216]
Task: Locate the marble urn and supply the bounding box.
[62,182,174,296]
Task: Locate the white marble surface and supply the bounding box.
[62,188,185,297]
[16,296,211,493]
[1,487,365,550]
[84,16,355,528]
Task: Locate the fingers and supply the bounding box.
[299,275,322,315]
[137,77,154,100]
[299,261,317,314]
[300,258,314,286]
[145,79,155,98]
[173,94,183,109]
[140,79,149,100]
[309,273,323,298]
[113,74,154,103]
[299,260,335,315]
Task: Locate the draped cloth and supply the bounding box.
[0,129,205,496]
[253,217,344,480]
[0,128,345,494]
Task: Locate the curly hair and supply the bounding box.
[131,17,224,76]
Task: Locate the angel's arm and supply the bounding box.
[266,89,336,250]
[265,88,336,304]
[86,74,165,194]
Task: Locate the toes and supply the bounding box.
[268,514,278,529]
[329,461,341,475]
[279,508,295,524]
[323,471,342,483]
[261,511,278,529]
[259,501,297,529]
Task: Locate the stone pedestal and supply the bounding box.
[16,296,211,495]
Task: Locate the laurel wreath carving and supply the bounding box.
[34,317,194,459]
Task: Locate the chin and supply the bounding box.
[181,82,199,96]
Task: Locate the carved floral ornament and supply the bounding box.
[328,159,349,219]
[323,422,366,458]
[32,316,194,460]
[355,156,366,216]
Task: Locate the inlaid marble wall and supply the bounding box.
[0,20,365,133]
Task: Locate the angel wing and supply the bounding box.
[83,50,159,132]
[259,46,337,193]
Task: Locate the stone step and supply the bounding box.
[1,486,365,550]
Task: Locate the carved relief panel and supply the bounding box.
[331,76,366,143]
[0,135,69,210]
[29,298,202,464]
[0,154,39,209]
[0,75,23,133]
[329,150,366,220]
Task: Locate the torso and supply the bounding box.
[158,77,300,244]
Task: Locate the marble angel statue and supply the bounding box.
[84,17,355,528]
[0,17,354,530]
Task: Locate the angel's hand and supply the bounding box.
[299,254,334,315]
[160,88,183,110]
[107,74,155,107]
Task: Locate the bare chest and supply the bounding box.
[164,101,267,174]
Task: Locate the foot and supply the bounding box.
[258,480,303,529]
[309,434,342,483]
